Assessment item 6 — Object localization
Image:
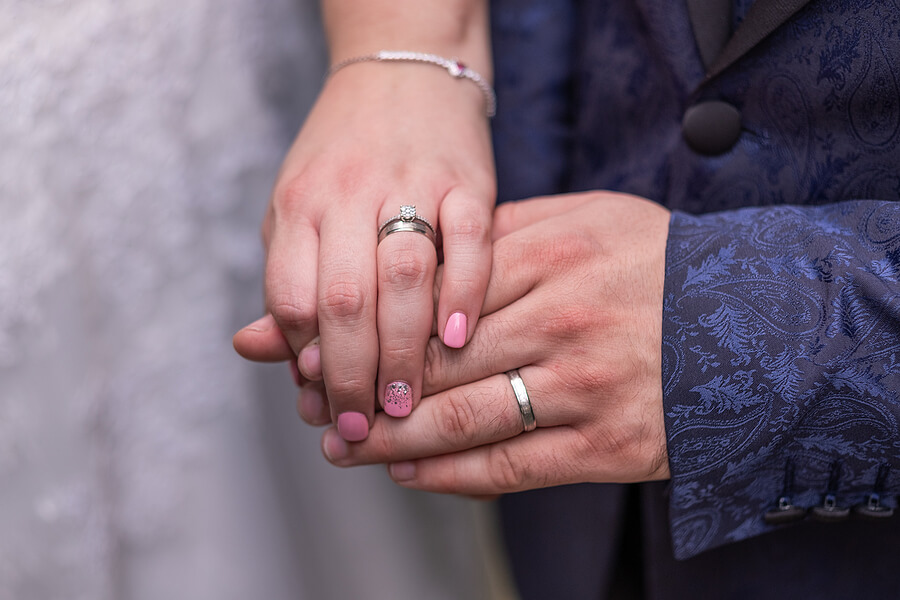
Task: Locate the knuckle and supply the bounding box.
[269,295,317,330]
[381,339,421,367]
[542,230,598,272]
[381,251,432,289]
[488,444,527,490]
[436,389,481,446]
[324,373,370,400]
[423,337,445,388]
[272,175,314,219]
[319,277,368,319]
[554,358,619,397]
[370,425,398,461]
[445,218,489,245]
[536,304,595,342]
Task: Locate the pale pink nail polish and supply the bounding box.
[390,461,416,481]
[337,412,369,441]
[443,312,467,348]
[384,381,412,417]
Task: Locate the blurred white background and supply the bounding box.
[0,1,512,598]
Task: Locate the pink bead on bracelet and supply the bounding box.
[327,50,496,117]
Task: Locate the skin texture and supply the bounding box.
[236,192,673,495]
[254,0,495,440]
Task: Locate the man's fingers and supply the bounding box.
[297,382,332,426]
[423,294,548,396]
[324,374,520,465]
[491,192,600,240]
[386,427,587,495]
[298,336,322,380]
[233,314,296,362]
[324,367,566,466]
[436,187,493,349]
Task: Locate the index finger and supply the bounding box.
[317,212,379,441]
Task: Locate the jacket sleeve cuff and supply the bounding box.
[661,201,900,559]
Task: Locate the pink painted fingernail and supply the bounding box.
[443,312,467,348]
[337,412,369,442]
[384,381,412,417]
[390,461,416,481]
[323,428,349,462]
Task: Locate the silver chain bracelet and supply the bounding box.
[327,50,496,117]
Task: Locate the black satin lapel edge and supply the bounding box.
[685,0,733,70]
[705,0,814,81]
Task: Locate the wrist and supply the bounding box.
[328,51,495,117]
[323,2,492,79]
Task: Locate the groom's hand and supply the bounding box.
[321,192,672,494]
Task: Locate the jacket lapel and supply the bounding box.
[687,0,814,81]
[685,0,732,69]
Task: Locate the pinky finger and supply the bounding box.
[436,188,493,349]
[387,427,583,495]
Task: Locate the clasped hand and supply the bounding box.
[237,192,672,495]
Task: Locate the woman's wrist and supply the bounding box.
[328,51,495,117]
[322,0,492,79]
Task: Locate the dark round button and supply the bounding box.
[682,100,743,155]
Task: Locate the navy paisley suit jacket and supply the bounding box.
[489,0,900,598]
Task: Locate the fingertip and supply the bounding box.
[298,339,322,380]
[389,461,417,482]
[232,314,297,362]
[322,428,350,463]
[383,381,412,417]
[232,314,276,357]
[442,311,468,348]
[297,385,331,426]
[337,411,370,442]
[242,313,278,333]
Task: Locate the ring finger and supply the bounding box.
[376,204,439,417]
[323,367,557,466]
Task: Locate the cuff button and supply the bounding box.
[810,494,850,522]
[854,494,894,519]
[764,497,807,525]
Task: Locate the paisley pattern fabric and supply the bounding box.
[491,0,900,569]
[664,202,900,558]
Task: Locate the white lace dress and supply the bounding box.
[0,2,506,598]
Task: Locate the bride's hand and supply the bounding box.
[235,59,495,441]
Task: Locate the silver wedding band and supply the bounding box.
[378,205,436,245]
[506,369,536,433]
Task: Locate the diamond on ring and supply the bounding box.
[378,205,437,245]
[400,205,417,221]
